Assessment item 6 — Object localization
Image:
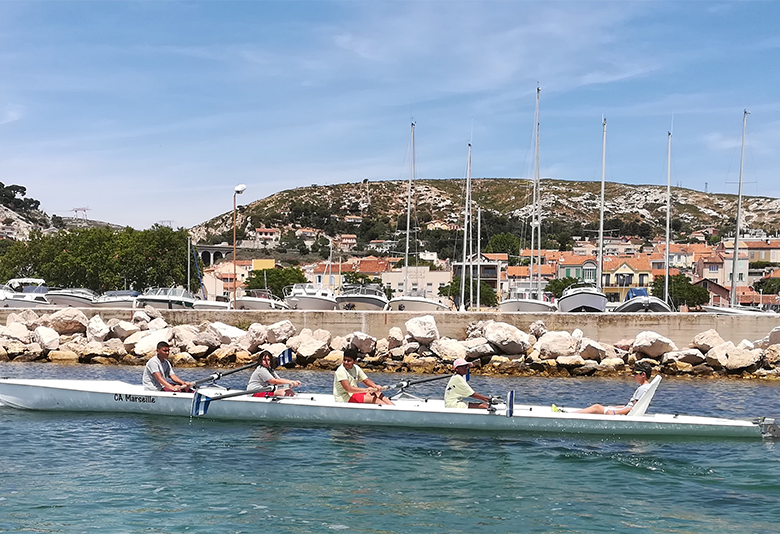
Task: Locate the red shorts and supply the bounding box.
[252,391,274,398]
[348,393,366,403]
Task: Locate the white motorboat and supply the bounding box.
[0,278,50,308]
[283,283,337,311]
[0,376,776,439]
[134,287,197,310]
[498,289,557,313]
[386,291,451,312]
[233,289,289,310]
[557,282,607,313]
[702,304,777,316]
[613,288,673,313]
[193,296,233,310]
[91,290,140,309]
[336,284,389,311]
[44,288,98,308]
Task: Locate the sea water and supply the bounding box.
[1,362,780,533]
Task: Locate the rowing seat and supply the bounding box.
[627,375,662,416]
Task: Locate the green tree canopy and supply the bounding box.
[651,274,710,308]
[438,276,497,308]
[545,277,580,299]
[245,266,307,298]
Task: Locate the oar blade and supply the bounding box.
[191,392,212,417]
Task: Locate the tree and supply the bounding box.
[245,266,307,298]
[651,274,710,308]
[485,233,521,256]
[438,276,497,308]
[545,277,580,299]
[753,277,780,296]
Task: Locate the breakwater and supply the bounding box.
[4,308,775,350]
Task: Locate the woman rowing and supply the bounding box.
[247,350,301,397]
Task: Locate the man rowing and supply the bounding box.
[444,358,491,409]
[142,341,193,392]
[333,347,394,405]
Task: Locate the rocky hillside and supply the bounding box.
[190,178,780,243]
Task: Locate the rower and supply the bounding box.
[333,347,394,405]
[444,358,491,409]
[142,341,193,392]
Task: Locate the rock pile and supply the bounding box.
[2,310,779,380]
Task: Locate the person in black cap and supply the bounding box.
[560,362,653,415]
[142,341,193,392]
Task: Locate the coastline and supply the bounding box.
[1,307,778,381]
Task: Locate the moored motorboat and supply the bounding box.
[91,290,140,308]
[234,288,289,310]
[498,289,557,313]
[44,288,98,308]
[1,278,50,308]
[702,304,777,316]
[283,283,337,311]
[135,287,197,309]
[613,288,673,313]
[1,377,775,439]
[557,282,607,313]
[193,296,232,310]
[386,291,451,312]
[336,284,388,311]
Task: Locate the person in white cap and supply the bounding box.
[444,358,491,409]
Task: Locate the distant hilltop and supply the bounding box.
[190,178,780,247]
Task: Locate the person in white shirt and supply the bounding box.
[333,348,393,405]
[444,358,491,409]
[572,363,653,415]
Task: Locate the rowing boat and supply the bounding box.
[0,377,775,439]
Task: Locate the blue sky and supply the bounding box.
[1,1,779,230]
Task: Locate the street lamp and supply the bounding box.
[233,184,247,307]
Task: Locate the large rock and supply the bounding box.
[49,308,89,335]
[764,344,780,368]
[266,320,296,344]
[147,317,168,331]
[387,327,404,349]
[483,322,530,355]
[459,337,495,360]
[665,348,705,366]
[535,331,577,359]
[132,328,173,356]
[690,329,725,353]
[405,316,439,345]
[113,320,140,340]
[579,338,606,362]
[172,324,199,347]
[7,310,38,328]
[238,323,268,353]
[193,329,222,349]
[350,332,376,354]
[4,323,32,344]
[87,315,110,343]
[297,338,330,363]
[33,326,60,351]
[208,322,247,344]
[705,342,733,369]
[632,331,677,358]
[430,338,467,361]
[47,350,79,363]
[724,347,762,372]
[312,329,332,345]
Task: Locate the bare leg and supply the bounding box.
[575,404,606,414]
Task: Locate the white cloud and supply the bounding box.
[0,104,24,124]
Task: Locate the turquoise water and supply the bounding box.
[1,362,780,533]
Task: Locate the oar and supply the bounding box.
[384,374,453,391]
[192,360,262,387]
[190,386,273,417]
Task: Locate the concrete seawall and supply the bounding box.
[5,309,778,348]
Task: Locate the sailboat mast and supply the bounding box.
[730,109,749,307]
[534,86,542,298]
[476,206,482,311]
[459,142,472,311]
[664,130,672,304]
[404,122,414,296]
[596,118,606,289]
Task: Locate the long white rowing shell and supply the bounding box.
[0,378,777,439]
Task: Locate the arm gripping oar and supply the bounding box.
[191,386,273,417]
[192,360,262,387]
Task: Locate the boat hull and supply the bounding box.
[336,295,388,311]
[134,297,196,310]
[386,297,451,312]
[498,298,557,313]
[284,296,337,311]
[233,297,289,310]
[0,379,769,439]
[558,287,607,313]
[614,296,673,313]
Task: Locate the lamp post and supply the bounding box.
[233,184,247,306]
